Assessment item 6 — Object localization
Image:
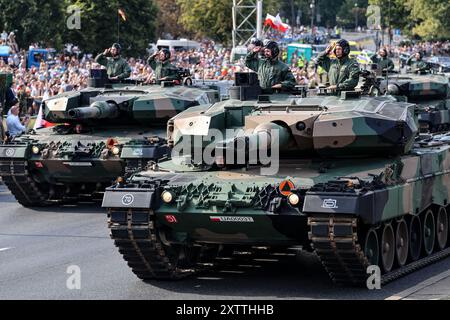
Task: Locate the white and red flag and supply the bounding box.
[264,13,290,33]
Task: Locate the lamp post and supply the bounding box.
[354,3,358,31]
[310,0,315,34]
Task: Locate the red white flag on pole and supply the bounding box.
[264,13,290,33]
[118,8,127,21]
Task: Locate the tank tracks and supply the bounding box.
[308,215,450,286]
[0,160,51,207]
[108,208,198,280]
[0,159,106,207]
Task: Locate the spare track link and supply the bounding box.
[108,207,194,280]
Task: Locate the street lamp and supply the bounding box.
[354,3,358,31]
[310,0,315,34]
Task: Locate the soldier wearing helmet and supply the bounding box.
[147,48,180,83]
[316,39,360,92]
[95,43,131,81]
[245,39,296,92]
[371,48,395,73]
[406,52,430,74]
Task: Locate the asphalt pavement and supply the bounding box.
[0,183,449,300]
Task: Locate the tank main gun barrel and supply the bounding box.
[68,101,119,119]
[240,122,291,151]
[215,122,291,166]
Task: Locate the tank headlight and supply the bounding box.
[112,146,121,155]
[161,191,174,203]
[288,193,300,206]
[32,146,40,154]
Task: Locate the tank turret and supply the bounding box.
[169,92,417,169]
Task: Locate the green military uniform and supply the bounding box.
[316,51,360,91]
[245,52,296,91]
[147,56,180,82]
[371,54,395,72]
[95,53,131,80]
[406,56,430,74]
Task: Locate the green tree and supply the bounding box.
[337,0,368,29]
[405,0,450,40]
[155,0,189,39]
[0,0,66,50]
[64,0,158,56]
[176,0,280,45]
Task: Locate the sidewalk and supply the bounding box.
[386,269,450,300]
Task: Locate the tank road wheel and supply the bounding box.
[395,219,409,267]
[364,228,379,266]
[435,207,448,250]
[423,209,436,256]
[409,215,422,261]
[381,223,395,272]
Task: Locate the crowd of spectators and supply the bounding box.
[1,30,450,119]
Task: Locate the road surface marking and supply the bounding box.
[385,269,450,300]
[0,247,12,252]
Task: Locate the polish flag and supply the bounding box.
[264,13,290,33]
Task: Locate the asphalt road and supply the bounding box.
[1,183,449,300]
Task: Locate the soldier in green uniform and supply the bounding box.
[147,49,180,83]
[406,52,430,74]
[95,43,131,81]
[316,39,360,92]
[245,39,296,92]
[371,48,395,73]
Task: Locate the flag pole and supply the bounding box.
[117,9,120,42]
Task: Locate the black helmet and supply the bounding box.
[263,39,272,47]
[112,43,122,52]
[264,41,280,60]
[161,48,171,61]
[250,37,263,47]
[335,39,350,56]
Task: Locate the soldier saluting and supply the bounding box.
[147,49,181,83]
[95,43,131,81]
[245,38,296,92]
[316,39,360,92]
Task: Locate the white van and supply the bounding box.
[156,39,201,52]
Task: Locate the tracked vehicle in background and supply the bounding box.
[0,70,219,207]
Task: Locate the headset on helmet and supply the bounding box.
[335,39,350,56]
[264,41,280,60]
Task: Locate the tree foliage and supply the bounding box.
[64,0,158,56]
[176,0,280,45]
[0,0,66,49]
[405,0,450,40]
[155,0,188,40]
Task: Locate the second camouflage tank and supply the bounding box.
[0,79,219,207]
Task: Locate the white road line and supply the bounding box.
[0,247,12,252]
[385,269,450,300]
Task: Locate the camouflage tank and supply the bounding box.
[103,73,449,285]
[0,70,219,207]
[375,73,450,132]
